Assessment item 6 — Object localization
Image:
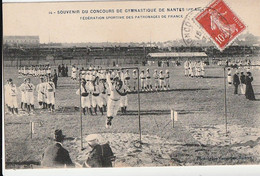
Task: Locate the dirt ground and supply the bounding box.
[3,63,260,169]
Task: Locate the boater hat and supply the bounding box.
[85,134,100,145]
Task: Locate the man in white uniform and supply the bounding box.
[159,70,165,90]
[145,68,152,91]
[24,78,35,114]
[105,73,123,128]
[140,70,145,91]
[71,65,77,80]
[36,77,47,109]
[120,77,129,114]
[165,70,170,90]
[45,76,56,112]
[92,77,104,115]
[19,78,27,111]
[76,78,93,115]
[153,69,159,91]
[132,70,138,92]
[7,79,19,115]
[4,79,11,114]
[123,69,131,89]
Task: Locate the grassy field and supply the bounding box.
[3,63,260,168]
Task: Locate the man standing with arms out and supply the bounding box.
[53,69,58,89]
[240,72,246,95]
[233,70,240,95]
[153,69,159,91]
[45,76,56,112]
[132,69,138,92]
[19,78,27,111]
[36,77,46,109]
[145,68,152,91]
[41,130,74,168]
[24,78,35,114]
[139,70,146,91]
[76,78,93,115]
[7,79,19,115]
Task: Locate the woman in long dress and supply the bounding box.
[245,72,256,100]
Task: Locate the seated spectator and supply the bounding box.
[41,129,74,168]
[83,134,114,168]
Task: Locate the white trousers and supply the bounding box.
[25,92,34,105]
[9,95,18,108]
[92,95,103,107]
[240,84,246,95]
[107,98,120,117]
[120,95,128,107]
[81,96,91,108]
[46,91,55,104]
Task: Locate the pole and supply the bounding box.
[79,71,83,150]
[30,121,33,139]
[224,67,228,136]
[137,67,142,144]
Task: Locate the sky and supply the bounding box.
[3,0,260,43]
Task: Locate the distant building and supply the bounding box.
[3,36,40,46]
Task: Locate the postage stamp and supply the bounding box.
[195,0,246,51]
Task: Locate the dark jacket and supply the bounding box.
[84,143,114,168]
[53,73,58,82]
[41,142,74,168]
[240,74,246,84]
[233,74,240,85]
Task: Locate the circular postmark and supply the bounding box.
[181,7,232,49]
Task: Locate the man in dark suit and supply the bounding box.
[41,130,74,168]
[233,70,240,94]
[53,69,58,88]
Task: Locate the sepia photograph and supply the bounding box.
[2,0,260,175]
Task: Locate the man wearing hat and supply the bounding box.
[233,70,240,95]
[41,129,74,168]
[83,134,114,168]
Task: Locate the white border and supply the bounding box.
[2,0,260,176]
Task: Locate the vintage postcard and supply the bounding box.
[2,0,260,175]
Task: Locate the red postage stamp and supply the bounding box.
[195,0,246,51]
